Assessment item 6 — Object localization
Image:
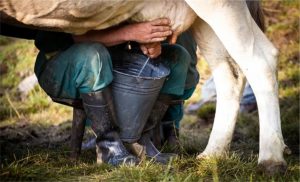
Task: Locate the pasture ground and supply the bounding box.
[0,1,299,181]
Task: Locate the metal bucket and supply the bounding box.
[112,53,170,143]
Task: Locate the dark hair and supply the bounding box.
[246,0,265,32]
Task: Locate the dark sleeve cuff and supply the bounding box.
[34,31,74,53]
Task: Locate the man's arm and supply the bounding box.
[73,18,172,47]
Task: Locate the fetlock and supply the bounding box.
[81,86,139,166]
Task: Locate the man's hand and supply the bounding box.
[140,42,161,59]
[73,18,172,47]
[124,18,172,43]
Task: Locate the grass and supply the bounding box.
[1,148,299,181]
[0,1,299,181]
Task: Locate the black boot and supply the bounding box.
[81,87,138,166]
[136,99,177,164]
[162,121,180,153]
[138,131,177,164]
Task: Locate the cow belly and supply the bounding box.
[0,0,196,35]
[0,0,145,34]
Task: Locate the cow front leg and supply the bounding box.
[200,61,245,158]
[186,0,287,174]
[191,18,245,158]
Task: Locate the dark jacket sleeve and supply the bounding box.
[0,23,37,39]
[34,31,74,53]
[0,23,74,53]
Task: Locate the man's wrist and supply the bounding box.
[121,24,133,42]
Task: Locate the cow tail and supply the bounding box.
[246,0,266,32]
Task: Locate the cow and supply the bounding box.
[0,0,289,174]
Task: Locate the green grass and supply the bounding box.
[0,39,37,88]
[1,147,299,181]
[0,1,299,181]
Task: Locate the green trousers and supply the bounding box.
[35,32,198,128]
[35,43,114,99]
[35,42,194,99]
[163,30,199,129]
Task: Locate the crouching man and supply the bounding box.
[33,18,193,166]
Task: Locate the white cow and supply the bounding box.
[0,0,289,174]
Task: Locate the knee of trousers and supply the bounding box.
[164,45,192,75]
[75,43,114,93]
[160,45,192,96]
[76,43,112,71]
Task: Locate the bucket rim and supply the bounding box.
[113,68,170,80]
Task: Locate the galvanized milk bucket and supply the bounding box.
[112,53,170,143]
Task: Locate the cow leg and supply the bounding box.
[191,18,245,158]
[186,0,287,174]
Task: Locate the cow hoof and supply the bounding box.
[196,151,227,160]
[196,153,207,160]
[258,160,287,176]
[196,152,215,160]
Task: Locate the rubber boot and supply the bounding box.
[132,99,177,164]
[81,87,139,166]
[162,121,180,153]
[138,131,177,164]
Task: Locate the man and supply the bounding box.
[33,18,194,166]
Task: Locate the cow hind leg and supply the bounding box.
[186,0,287,174]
